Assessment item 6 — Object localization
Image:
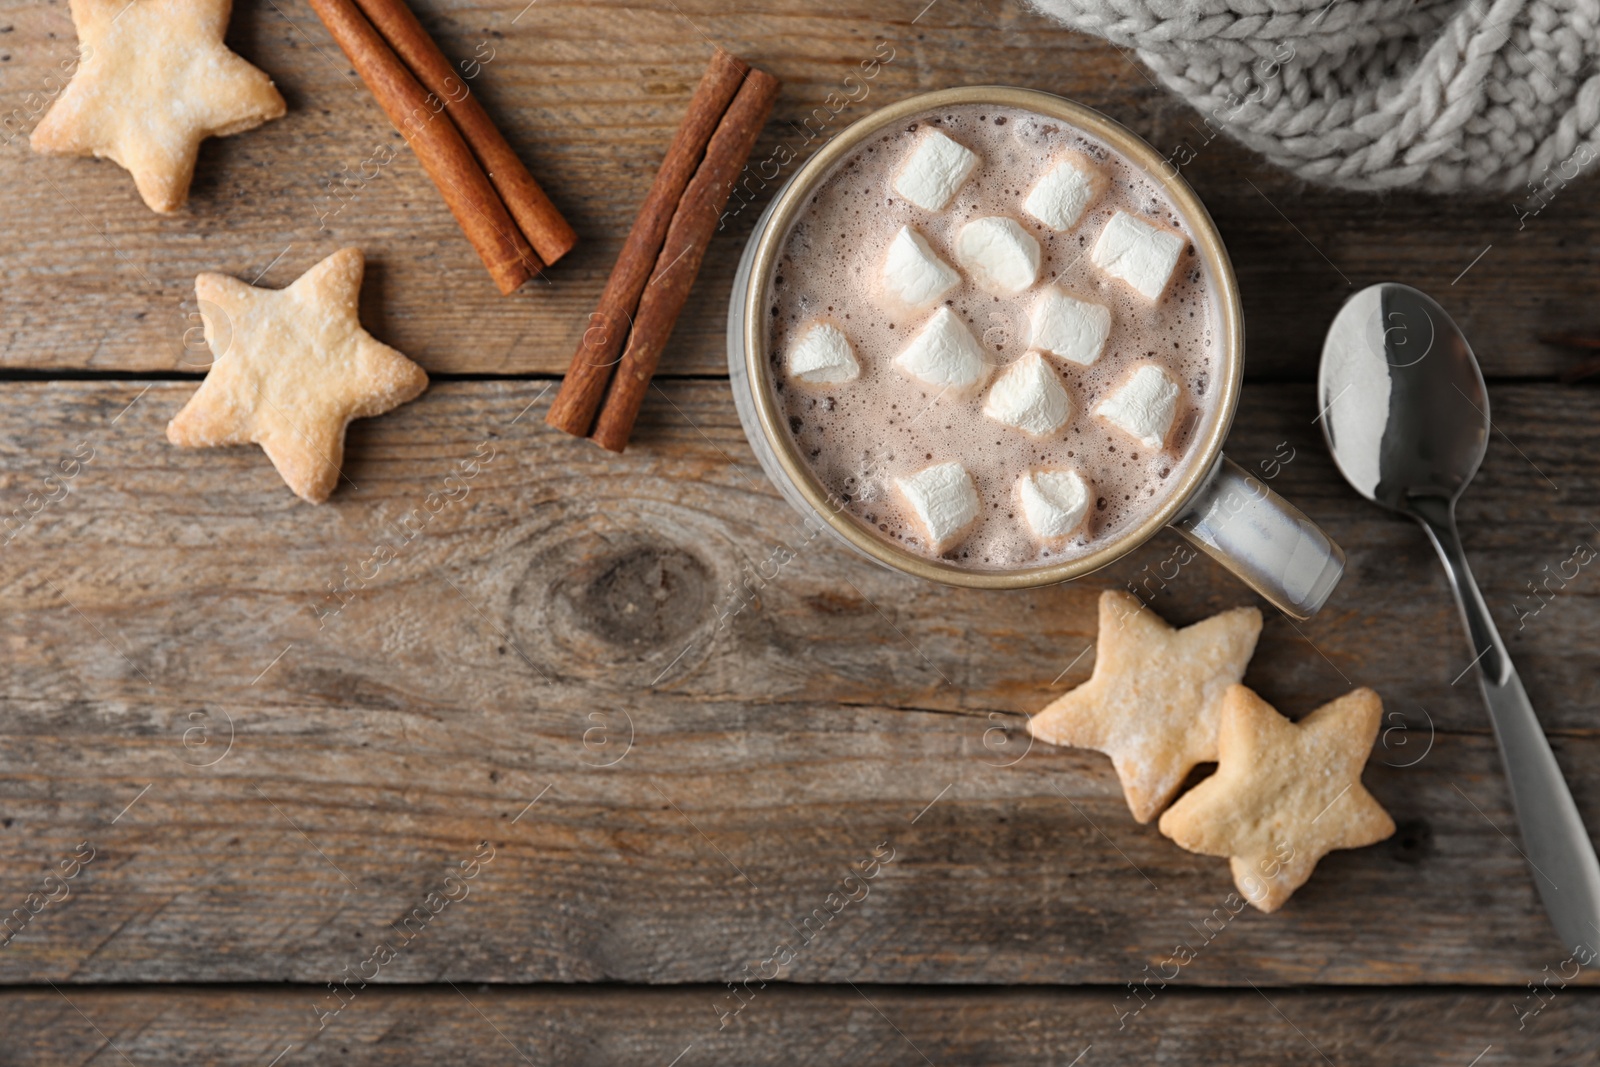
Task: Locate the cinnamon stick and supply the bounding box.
[545,49,750,438]
[589,68,781,453]
[350,0,577,266]
[305,0,539,294]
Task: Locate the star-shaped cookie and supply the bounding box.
[1158,685,1396,913]
[31,0,286,212]
[1028,590,1261,823]
[167,248,429,504]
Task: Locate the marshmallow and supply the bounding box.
[1095,363,1181,448]
[895,307,988,392]
[896,461,979,551]
[1018,468,1090,540]
[883,225,960,308]
[786,322,860,385]
[983,351,1071,437]
[1029,286,1111,366]
[1092,210,1186,301]
[893,130,978,212]
[1024,155,1104,232]
[954,216,1041,295]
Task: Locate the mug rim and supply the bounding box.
[741,85,1244,590]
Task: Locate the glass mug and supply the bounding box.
[726,86,1343,619]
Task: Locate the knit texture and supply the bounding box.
[1027,0,1600,193]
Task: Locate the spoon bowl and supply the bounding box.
[1319,283,1490,511]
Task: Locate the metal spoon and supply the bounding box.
[1319,282,1600,958]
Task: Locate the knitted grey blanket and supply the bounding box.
[1027,0,1600,195]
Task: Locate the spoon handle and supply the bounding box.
[1412,498,1600,958]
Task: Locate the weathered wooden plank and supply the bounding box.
[1,380,1595,734]
[1,0,1594,378]
[0,384,1598,985]
[2,691,1599,987]
[4,985,1598,1065]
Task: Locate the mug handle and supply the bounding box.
[1170,455,1345,620]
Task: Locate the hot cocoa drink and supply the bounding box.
[765,102,1224,569]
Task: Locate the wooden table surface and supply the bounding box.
[4,0,1600,1063]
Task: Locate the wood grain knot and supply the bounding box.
[564,543,711,651]
[1386,817,1433,865]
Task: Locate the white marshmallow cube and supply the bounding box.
[896,461,980,551]
[786,323,860,385]
[883,225,960,308]
[955,216,1040,296]
[1018,468,1090,540]
[1092,210,1186,301]
[895,307,988,392]
[983,351,1071,437]
[1024,156,1104,232]
[1095,363,1181,449]
[1029,287,1111,366]
[893,130,978,212]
